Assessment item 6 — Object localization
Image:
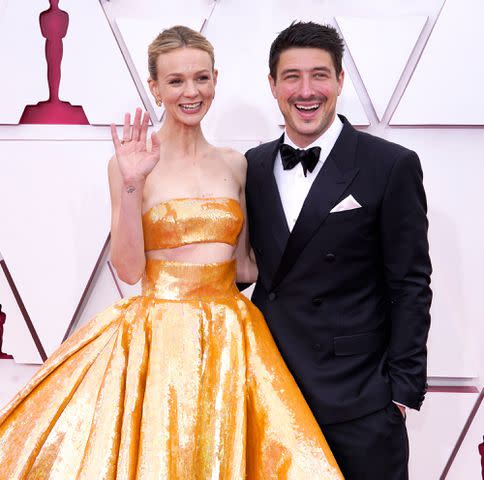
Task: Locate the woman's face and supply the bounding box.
[149,47,217,126]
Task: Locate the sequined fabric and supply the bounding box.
[0,198,344,479]
[142,197,243,251]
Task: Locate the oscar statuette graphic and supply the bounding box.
[0,305,13,359]
[19,0,88,124]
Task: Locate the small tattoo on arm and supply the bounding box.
[126,185,136,194]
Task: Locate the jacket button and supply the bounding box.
[325,253,336,263]
[312,343,322,351]
[268,291,277,301]
[312,296,324,306]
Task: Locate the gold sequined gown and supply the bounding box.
[0,198,343,479]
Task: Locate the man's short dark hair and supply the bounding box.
[269,21,345,79]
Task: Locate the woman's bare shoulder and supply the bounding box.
[216,146,246,172]
[215,147,247,187]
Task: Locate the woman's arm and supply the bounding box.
[108,158,146,284]
[109,109,160,284]
[235,188,258,284]
[232,152,258,284]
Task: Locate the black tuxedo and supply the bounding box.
[245,116,432,478]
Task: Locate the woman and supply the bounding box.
[0,26,343,479]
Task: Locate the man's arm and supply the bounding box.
[380,151,432,410]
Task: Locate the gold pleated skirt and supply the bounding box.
[0,259,343,479]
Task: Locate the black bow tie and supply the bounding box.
[280,144,321,177]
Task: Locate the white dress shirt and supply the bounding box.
[274,115,344,231]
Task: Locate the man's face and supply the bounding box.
[269,47,344,148]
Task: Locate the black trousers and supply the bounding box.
[323,402,409,480]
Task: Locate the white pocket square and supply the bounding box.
[330,194,362,213]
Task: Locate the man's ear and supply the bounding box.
[268,73,277,99]
[337,69,345,96]
[213,68,218,87]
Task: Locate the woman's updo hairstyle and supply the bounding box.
[148,25,215,81]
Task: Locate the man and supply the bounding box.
[245,21,432,479]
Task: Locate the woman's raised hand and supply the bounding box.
[111,108,161,184]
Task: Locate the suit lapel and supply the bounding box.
[253,135,290,280]
[271,117,360,288]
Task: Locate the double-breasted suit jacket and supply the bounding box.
[245,115,432,425]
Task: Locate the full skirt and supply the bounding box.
[0,259,343,479]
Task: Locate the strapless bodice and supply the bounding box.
[142,197,244,251]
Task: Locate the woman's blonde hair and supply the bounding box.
[148,25,215,80]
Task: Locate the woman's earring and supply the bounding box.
[156,98,162,107]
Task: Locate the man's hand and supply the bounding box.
[396,404,406,418]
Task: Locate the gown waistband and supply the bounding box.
[141,258,238,300]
